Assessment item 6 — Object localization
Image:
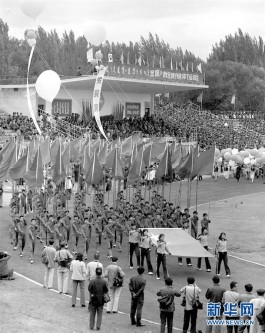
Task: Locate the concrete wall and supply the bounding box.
[0,86,151,118]
[0,87,37,117]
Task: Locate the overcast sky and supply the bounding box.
[1,0,265,60]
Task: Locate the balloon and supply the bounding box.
[218,157,223,163]
[232,148,238,155]
[250,149,259,157]
[224,152,231,161]
[95,65,100,71]
[84,23,106,46]
[95,51,103,60]
[35,70,61,103]
[90,59,98,66]
[256,158,262,165]
[27,38,36,47]
[99,64,105,70]
[230,155,237,162]
[224,122,228,127]
[244,157,250,165]
[229,160,235,167]
[236,155,243,164]
[20,0,45,19]
[261,155,265,163]
[221,149,226,156]
[250,159,256,165]
[226,148,232,154]
[26,29,36,39]
[240,151,249,158]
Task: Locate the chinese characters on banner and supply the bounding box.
[105,63,204,85]
[93,68,108,140]
[207,302,254,318]
[52,99,72,117]
[125,102,141,117]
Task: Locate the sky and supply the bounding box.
[1,0,265,60]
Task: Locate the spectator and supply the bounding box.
[104,256,125,314]
[205,275,226,333]
[180,276,201,333]
[70,252,87,308]
[157,277,181,333]
[88,267,108,331]
[41,240,56,289]
[0,251,15,280]
[54,241,73,294]
[238,284,255,333]
[129,266,146,327]
[249,289,265,333]
[86,251,103,282]
[222,281,240,333]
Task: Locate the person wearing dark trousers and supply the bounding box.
[140,229,153,275]
[216,232,231,277]
[157,277,181,333]
[180,276,201,333]
[129,266,146,327]
[88,267,108,331]
[197,228,211,272]
[129,223,140,269]
[156,234,171,280]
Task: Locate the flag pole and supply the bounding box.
[168,182,172,203]
[195,176,199,211]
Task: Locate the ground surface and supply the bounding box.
[1,175,265,333]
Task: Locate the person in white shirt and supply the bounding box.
[41,240,56,289]
[70,252,87,307]
[180,276,201,333]
[249,289,265,333]
[222,281,239,333]
[87,252,103,282]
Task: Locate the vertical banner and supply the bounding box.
[93,68,108,141]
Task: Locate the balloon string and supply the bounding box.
[27,45,42,135]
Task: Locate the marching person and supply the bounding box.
[139,229,154,275]
[129,222,140,269]
[180,276,201,333]
[80,217,92,260]
[70,252,87,308]
[156,233,171,280]
[16,215,27,257]
[88,267,108,331]
[104,256,125,314]
[54,241,73,294]
[129,266,146,327]
[216,232,231,277]
[157,277,181,333]
[42,240,56,289]
[197,228,211,272]
[200,213,211,233]
[28,218,38,264]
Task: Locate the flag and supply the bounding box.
[87,48,93,62]
[190,146,215,180]
[108,53,113,62]
[146,56,149,67]
[105,148,115,169]
[161,55,165,69]
[0,146,16,182]
[0,139,15,165]
[152,55,155,68]
[197,92,203,103]
[186,62,189,71]
[9,152,28,180]
[180,60,184,71]
[39,137,51,165]
[191,63,194,72]
[24,147,43,188]
[197,63,202,73]
[170,58,173,70]
[175,61,178,70]
[135,54,137,65]
[176,146,199,179]
[52,142,66,185]
[231,94,236,105]
[120,51,124,64]
[127,147,145,183]
[171,144,182,169]
[159,56,162,68]
[86,151,104,185]
[98,142,108,165]
[155,147,173,181]
[112,148,124,179]
[81,145,91,176]
[138,56,142,66]
[120,136,132,155]
[127,51,130,65]
[143,144,152,166]
[50,138,59,165]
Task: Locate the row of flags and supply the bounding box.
[0,134,215,189]
[87,48,203,73]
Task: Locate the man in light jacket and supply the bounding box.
[104,256,125,314]
[42,240,56,289]
[87,252,103,282]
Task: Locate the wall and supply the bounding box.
[0,87,37,117]
[0,86,151,118]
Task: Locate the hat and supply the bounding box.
[257,289,265,295]
[60,241,65,246]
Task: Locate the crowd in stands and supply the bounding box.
[1,104,265,149]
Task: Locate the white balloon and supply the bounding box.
[232,148,238,155]
[229,160,235,167]
[90,59,98,66]
[95,50,103,60]
[250,159,256,165]
[36,70,61,103]
[99,64,105,70]
[27,38,36,47]
[95,65,100,71]
[218,157,223,163]
[244,157,250,165]
[20,0,45,19]
[84,23,106,46]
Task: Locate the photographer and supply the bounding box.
[0,251,15,280]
